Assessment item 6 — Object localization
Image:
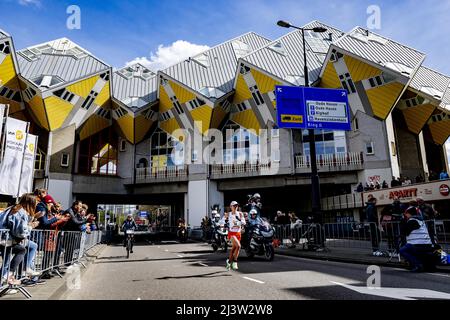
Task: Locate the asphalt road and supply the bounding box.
[61,240,450,300]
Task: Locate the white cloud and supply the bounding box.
[18,0,41,6]
[125,40,209,71]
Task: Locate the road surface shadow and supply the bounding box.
[94,257,185,264]
[155,271,232,280]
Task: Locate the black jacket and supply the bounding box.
[63,207,87,231]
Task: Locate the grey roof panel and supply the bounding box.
[17,38,110,90]
[242,20,344,85]
[112,63,158,110]
[410,66,450,97]
[333,27,425,77]
[161,32,272,98]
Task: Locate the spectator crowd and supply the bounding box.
[0,189,99,295]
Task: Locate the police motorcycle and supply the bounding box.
[177,218,188,243]
[242,209,275,261]
[210,210,228,252]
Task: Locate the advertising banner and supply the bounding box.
[0,118,29,196]
[363,179,450,206]
[18,133,38,195]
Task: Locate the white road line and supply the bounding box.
[177,254,184,258]
[164,249,168,252]
[198,263,208,267]
[426,273,450,278]
[242,276,265,284]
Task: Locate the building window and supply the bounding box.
[272,149,280,162]
[221,99,231,112]
[302,130,345,155]
[271,128,279,138]
[119,139,126,152]
[236,101,249,112]
[222,122,259,164]
[149,129,184,169]
[353,117,359,131]
[250,85,264,106]
[80,90,98,110]
[339,73,356,94]
[78,128,118,176]
[391,141,397,156]
[239,64,251,75]
[365,141,374,155]
[61,153,69,167]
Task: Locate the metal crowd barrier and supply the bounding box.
[274,219,450,261]
[273,223,325,250]
[0,229,103,299]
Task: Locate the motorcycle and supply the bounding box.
[177,223,188,243]
[211,224,228,252]
[242,217,275,261]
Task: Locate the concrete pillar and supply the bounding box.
[187,180,208,228]
[418,131,429,177]
[385,113,400,178]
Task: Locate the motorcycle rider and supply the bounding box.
[245,193,262,218]
[222,201,245,271]
[122,214,137,253]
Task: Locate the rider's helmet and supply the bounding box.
[253,193,261,200]
[127,214,133,220]
[249,209,258,218]
[214,213,220,221]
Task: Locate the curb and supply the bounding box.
[275,249,406,268]
[275,249,450,273]
[48,244,107,300]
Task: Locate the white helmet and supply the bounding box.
[214,213,220,218]
[211,210,218,215]
[253,193,261,199]
[250,209,258,216]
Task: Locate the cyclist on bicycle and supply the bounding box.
[122,214,137,253]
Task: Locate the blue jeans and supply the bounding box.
[25,240,38,271]
[399,243,434,269]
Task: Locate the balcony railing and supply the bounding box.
[295,152,364,170]
[135,165,188,183]
[210,162,272,176]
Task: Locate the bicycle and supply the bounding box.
[125,230,135,258]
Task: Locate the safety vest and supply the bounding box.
[407,218,432,245]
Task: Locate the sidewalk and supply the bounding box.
[0,244,106,300]
[275,244,450,272]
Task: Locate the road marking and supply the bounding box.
[198,263,208,267]
[242,276,265,284]
[137,297,141,300]
[177,254,184,258]
[426,273,450,278]
[164,249,168,252]
[331,281,450,300]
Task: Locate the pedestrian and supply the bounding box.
[416,197,438,245]
[399,206,436,272]
[0,193,40,285]
[382,180,389,189]
[365,197,382,256]
[223,201,245,271]
[356,182,364,192]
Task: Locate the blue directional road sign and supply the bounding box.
[276,86,351,131]
[275,85,306,129]
[303,87,351,131]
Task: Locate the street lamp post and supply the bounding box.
[277,20,327,220]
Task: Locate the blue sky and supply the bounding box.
[3,0,450,71]
[1,0,450,159]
